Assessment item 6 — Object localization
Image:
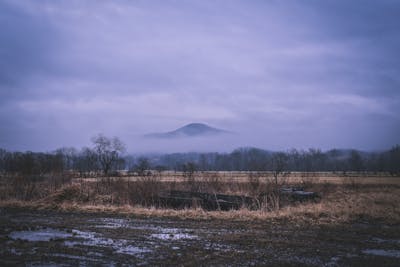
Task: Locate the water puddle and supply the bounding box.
[370,237,400,244]
[286,255,322,266]
[65,229,151,256]
[149,227,198,240]
[9,227,151,257]
[9,228,72,242]
[93,218,130,229]
[151,232,197,240]
[116,245,152,255]
[204,242,237,252]
[8,217,203,260]
[93,218,198,241]
[362,249,400,258]
[50,253,100,262]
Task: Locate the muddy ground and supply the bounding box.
[0,208,399,266]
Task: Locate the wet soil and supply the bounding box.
[0,207,399,266]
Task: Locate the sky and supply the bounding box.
[0,0,399,153]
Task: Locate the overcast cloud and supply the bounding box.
[0,0,399,152]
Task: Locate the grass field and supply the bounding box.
[1,172,400,265]
[1,171,399,222]
[73,171,400,185]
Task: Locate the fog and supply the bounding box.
[1,0,399,153]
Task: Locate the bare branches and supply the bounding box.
[91,134,126,176]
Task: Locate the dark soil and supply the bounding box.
[1,207,399,266]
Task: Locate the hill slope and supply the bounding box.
[145,123,230,139]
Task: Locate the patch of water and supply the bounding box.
[92,218,201,243]
[93,218,130,229]
[51,253,100,262]
[94,217,197,233]
[116,245,152,255]
[87,251,104,257]
[324,256,340,267]
[370,237,400,244]
[71,229,114,246]
[149,227,198,240]
[8,226,152,257]
[27,263,66,267]
[204,242,238,252]
[151,233,197,240]
[8,248,22,256]
[287,256,322,266]
[362,249,400,258]
[65,229,151,256]
[9,228,72,242]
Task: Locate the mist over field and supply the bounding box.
[1,0,400,153]
[2,3,400,266]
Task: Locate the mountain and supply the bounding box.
[145,123,231,139]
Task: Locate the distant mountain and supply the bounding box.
[145,123,231,139]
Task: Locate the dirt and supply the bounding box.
[1,207,400,266]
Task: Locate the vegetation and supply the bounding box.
[0,135,399,221]
[149,146,400,174]
[1,143,399,177]
[0,169,399,222]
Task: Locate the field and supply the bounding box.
[1,207,400,266]
[1,172,400,266]
[74,171,400,185]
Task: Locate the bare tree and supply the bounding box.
[183,162,197,191]
[270,152,289,185]
[262,152,290,211]
[55,147,78,171]
[91,134,126,176]
[75,147,99,177]
[0,148,7,174]
[349,150,364,172]
[135,157,151,176]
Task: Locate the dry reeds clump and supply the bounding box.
[1,173,400,224]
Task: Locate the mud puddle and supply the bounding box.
[1,208,400,266]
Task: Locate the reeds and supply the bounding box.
[1,172,399,223]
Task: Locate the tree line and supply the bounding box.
[0,134,399,176]
[0,134,126,177]
[147,146,400,174]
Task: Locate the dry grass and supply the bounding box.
[1,183,399,224]
[74,172,400,185]
[1,172,399,224]
[279,188,400,223]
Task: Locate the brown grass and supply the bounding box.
[1,172,399,224]
[1,184,399,224]
[73,172,400,185]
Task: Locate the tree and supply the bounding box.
[55,147,78,171]
[199,154,208,171]
[135,157,151,176]
[387,145,400,175]
[349,150,363,171]
[183,161,197,191]
[270,152,289,185]
[75,147,99,176]
[0,148,7,174]
[182,161,197,178]
[91,134,126,176]
[266,152,290,211]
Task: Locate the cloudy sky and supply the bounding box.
[1,0,399,153]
